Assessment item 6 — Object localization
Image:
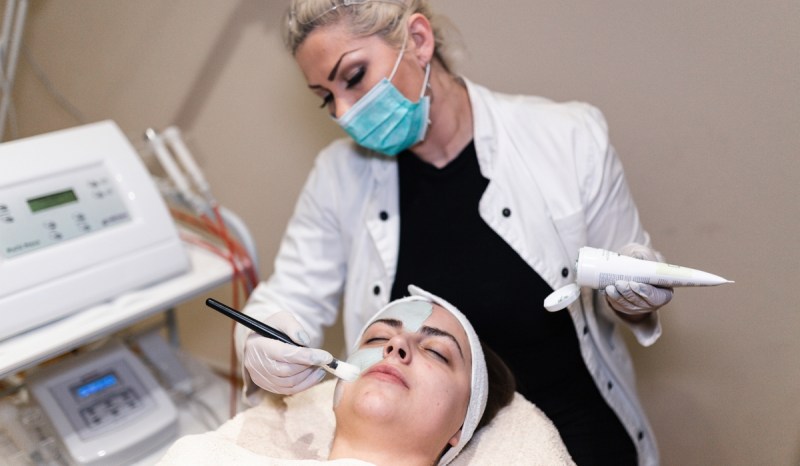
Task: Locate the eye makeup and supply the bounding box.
[344,66,366,88]
[318,64,367,110]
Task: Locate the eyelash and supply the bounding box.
[319,67,366,109]
[346,67,365,88]
[319,94,332,109]
[426,348,448,363]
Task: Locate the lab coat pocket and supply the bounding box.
[551,210,587,264]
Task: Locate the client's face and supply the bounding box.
[334,304,472,449]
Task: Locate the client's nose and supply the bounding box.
[384,337,410,362]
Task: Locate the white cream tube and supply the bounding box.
[544,247,733,312]
[576,246,733,288]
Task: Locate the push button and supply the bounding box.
[502,208,511,217]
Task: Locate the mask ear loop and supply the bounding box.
[420,61,432,129]
[388,25,432,103]
[419,61,431,99]
[387,27,409,82]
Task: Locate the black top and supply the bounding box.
[390,142,636,465]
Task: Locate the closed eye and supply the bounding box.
[345,67,365,89]
[319,93,333,109]
[426,347,448,363]
[364,336,389,344]
[361,319,402,345]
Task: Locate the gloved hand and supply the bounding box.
[604,243,674,317]
[243,311,333,395]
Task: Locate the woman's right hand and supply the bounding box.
[243,311,334,395]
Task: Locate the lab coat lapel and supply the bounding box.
[365,156,400,282]
[468,80,575,292]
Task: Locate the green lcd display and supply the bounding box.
[27,189,79,213]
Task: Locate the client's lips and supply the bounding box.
[364,363,408,387]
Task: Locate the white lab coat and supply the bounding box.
[237,79,660,465]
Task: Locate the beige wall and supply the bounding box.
[5,1,798,464]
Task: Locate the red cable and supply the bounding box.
[174,204,261,418]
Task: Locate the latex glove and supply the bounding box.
[604,243,674,316]
[243,311,333,395]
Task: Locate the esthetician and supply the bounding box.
[236,1,673,465]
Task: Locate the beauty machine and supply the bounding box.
[26,340,179,466]
[0,120,190,340]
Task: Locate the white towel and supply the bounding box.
[157,380,574,465]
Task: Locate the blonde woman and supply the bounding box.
[237,1,672,464]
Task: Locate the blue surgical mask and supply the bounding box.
[335,38,431,156]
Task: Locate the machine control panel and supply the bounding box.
[0,121,190,341]
[28,341,178,465]
[55,362,149,438]
[0,163,131,259]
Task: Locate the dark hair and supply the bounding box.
[477,340,516,430]
[437,339,515,463]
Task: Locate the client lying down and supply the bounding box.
[158,286,573,465]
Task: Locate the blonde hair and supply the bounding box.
[284,0,454,72]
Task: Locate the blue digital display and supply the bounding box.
[74,373,118,399]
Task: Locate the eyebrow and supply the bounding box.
[327,51,347,81]
[365,318,465,361]
[307,48,364,90]
[420,325,465,361]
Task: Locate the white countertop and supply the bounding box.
[0,243,233,379]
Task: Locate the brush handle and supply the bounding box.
[206,298,360,381]
[205,298,302,347]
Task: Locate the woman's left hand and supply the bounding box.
[606,281,673,319]
[604,243,674,319]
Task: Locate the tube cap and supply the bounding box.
[543,283,581,312]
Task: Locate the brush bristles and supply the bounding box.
[324,359,360,381]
